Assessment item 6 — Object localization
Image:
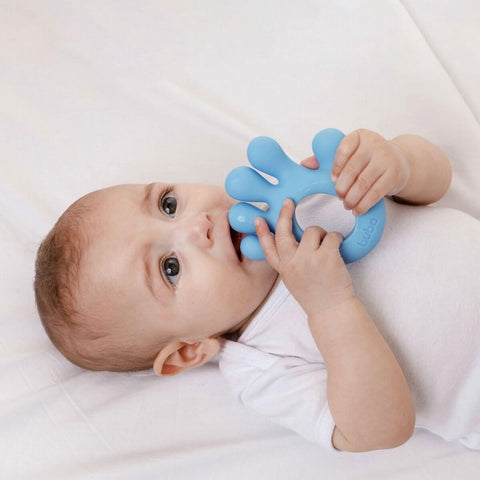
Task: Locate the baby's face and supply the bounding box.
[78,182,277,348]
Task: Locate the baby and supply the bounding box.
[34,129,480,452]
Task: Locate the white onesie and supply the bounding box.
[219,196,480,450]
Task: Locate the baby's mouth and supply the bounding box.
[230,226,245,262]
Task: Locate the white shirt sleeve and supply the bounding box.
[219,340,337,451]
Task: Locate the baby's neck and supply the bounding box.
[236,273,281,338]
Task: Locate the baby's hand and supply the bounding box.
[329,129,410,215]
[255,199,355,316]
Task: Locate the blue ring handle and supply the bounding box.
[225,128,386,264]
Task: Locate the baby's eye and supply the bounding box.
[160,191,177,217]
[162,256,180,284]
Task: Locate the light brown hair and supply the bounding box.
[34,195,159,372]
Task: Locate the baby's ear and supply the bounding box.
[153,338,220,376]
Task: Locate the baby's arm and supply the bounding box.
[312,129,451,215]
[388,133,452,204]
[255,201,415,452]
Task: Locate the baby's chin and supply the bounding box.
[247,262,279,299]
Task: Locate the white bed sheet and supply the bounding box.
[1,1,479,479]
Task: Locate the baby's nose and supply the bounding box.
[179,213,213,248]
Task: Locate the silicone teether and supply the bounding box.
[225,128,386,263]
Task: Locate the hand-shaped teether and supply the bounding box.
[225,128,386,263]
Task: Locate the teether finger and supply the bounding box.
[247,136,292,181]
[312,128,345,173]
[229,202,268,233]
[225,166,274,203]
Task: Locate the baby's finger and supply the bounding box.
[300,225,327,251]
[352,174,390,216]
[274,199,298,257]
[300,155,319,170]
[331,130,361,181]
[254,217,280,269]
[342,162,384,211]
[320,231,344,255]
[334,150,370,199]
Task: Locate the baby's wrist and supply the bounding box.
[387,138,412,197]
[305,293,358,320]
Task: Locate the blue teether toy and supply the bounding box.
[225,128,386,263]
